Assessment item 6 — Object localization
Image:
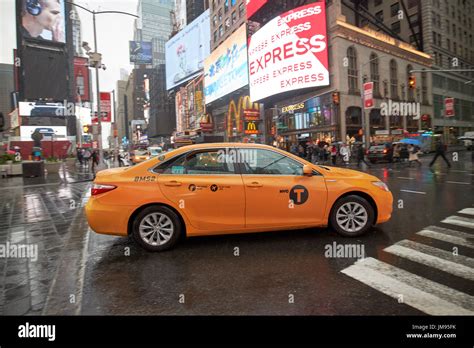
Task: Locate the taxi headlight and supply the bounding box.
[371,181,389,192]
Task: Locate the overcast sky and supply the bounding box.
[0,0,138,93]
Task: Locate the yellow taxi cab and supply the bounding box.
[85,143,393,251]
[131,149,150,164]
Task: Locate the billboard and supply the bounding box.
[74,57,90,102]
[248,3,329,102]
[246,0,268,19]
[99,92,111,122]
[20,125,67,140]
[129,41,153,64]
[204,25,249,104]
[166,9,211,90]
[19,0,66,43]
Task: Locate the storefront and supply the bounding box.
[274,92,339,151]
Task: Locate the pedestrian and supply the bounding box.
[91,150,99,171]
[290,143,298,156]
[392,144,401,163]
[408,144,422,167]
[340,144,350,166]
[429,139,451,168]
[330,145,337,165]
[357,144,371,168]
[298,144,305,158]
[312,145,320,164]
[82,148,91,167]
[77,148,83,166]
[306,144,313,162]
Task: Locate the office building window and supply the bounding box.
[347,47,358,94]
[370,53,380,96]
[390,59,398,100]
[391,2,400,17]
[392,21,401,33]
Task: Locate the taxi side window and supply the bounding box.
[240,149,303,175]
[159,149,236,175]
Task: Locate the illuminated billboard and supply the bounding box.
[19,0,66,43]
[246,0,267,19]
[129,41,153,65]
[204,25,249,104]
[248,2,329,102]
[166,9,210,90]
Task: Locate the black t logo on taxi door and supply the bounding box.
[289,185,309,205]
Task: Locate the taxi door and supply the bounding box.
[238,148,327,229]
[157,147,245,231]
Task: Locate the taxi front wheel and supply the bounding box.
[329,195,375,237]
[132,206,182,251]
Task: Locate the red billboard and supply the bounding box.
[248,2,329,102]
[363,82,374,109]
[246,0,267,19]
[99,92,111,122]
[444,97,454,117]
[74,57,90,102]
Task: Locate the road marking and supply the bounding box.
[384,240,474,281]
[417,229,474,249]
[341,257,474,315]
[400,189,426,195]
[446,181,471,185]
[458,208,474,216]
[397,177,415,180]
[442,216,474,229]
[449,170,468,173]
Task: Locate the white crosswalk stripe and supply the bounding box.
[341,258,473,315]
[384,241,474,280]
[458,208,474,216]
[341,211,474,315]
[442,216,474,229]
[417,227,474,249]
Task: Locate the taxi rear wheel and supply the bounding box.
[132,206,182,251]
[329,195,374,237]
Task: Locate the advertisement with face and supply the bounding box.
[166,9,210,90]
[204,25,249,104]
[129,41,153,65]
[19,0,66,43]
[248,2,329,102]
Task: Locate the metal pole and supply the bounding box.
[93,11,104,169]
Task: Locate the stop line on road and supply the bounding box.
[341,208,474,315]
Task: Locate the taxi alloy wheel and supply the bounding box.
[132,206,182,251]
[330,195,374,237]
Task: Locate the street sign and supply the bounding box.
[444,97,454,117]
[363,82,374,109]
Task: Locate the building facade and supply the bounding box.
[346,0,474,142]
[210,0,246,51]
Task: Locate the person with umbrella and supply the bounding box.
[408,144,422,167]
[429,139,451,168]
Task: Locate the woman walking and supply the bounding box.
[408,144,422,167]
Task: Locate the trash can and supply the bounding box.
[22,161,45,178]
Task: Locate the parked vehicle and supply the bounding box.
[367,144,392,164]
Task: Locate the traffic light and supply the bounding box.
[408,75,416,89]
[83,125,91,134]
[332,92,340,105]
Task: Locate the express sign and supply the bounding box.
[246,0,267,19]
[248,3,329,102]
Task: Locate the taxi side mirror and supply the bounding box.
[303,165,313,177]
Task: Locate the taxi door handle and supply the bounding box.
[246,182,263,188]
[164,181,182,187]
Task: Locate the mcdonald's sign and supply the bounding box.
[227,95,260,135]
[244,121,260,135]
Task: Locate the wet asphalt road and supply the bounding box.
[79,152,473,315]
[1,152,472,315]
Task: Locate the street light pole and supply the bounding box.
[67,1,138,170]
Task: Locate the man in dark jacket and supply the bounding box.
[357,144,371,168]
[429,139,451,168]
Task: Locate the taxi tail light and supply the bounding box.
[91,184,117,196]
[383,149,388,154]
